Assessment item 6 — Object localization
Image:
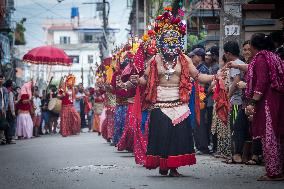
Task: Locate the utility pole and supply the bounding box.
[136,0,139,36]
[81,67,84,85]
[144,0,146,34]
[102,0,110,59]
[103,0,108,32]
[219,0,244,61]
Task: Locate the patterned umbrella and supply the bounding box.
[23,45,71,66]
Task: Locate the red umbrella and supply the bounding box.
[23,45,71,66]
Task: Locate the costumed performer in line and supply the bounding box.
[58,74,81,137]
[126,7,222,177]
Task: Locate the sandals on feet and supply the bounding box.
[257,175,284,181]
[169,169,182,177]
[224,154,243,164]
[159,169,169,176]
[213,154,225,159]
[224,158,242,164]
[245,159,261,165]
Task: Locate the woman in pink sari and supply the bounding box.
[234,33,284,181]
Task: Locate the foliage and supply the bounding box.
[14,18,26,45]
[51,80,60,87]
[150,0,171,17]
[186,30,206,50]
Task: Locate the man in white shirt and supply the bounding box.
[224,41,245,163]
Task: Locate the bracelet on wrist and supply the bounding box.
[212,74,217,81]
[121,83,127,90]
[193,71,200,80]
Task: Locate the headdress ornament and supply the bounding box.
[154,6,186,38]
[66,74,76,88]
[153,6,186,55]
[142,29,158,56]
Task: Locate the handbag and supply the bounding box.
[0,115,9,130]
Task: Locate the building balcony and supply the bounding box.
[190,9,220,18]
[80,39,101,44]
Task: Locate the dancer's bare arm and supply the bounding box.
[184,55,216,83]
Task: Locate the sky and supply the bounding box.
[12,0,131,49]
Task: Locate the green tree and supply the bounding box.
[14,18,26,45]
[186,29,206,50]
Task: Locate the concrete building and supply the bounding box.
[242,3,282,41]
[128,0,145,37]
[42,7,119,87]
[189,0,220,49]
[189,0,282,49]
[0,0,15,75]
[128,0,163,38]
[128,0,282,51]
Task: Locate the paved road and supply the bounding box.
[0,133,283,189]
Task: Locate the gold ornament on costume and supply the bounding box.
[142,29,158,56]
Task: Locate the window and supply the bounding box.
[69,55,79,63]
[84,34,93,43]
[60,36,70,44]
[88,55,94,64]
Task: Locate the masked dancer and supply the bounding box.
[126,7,220,176]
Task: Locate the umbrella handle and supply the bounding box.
[47,66,52,84]
[47,76,53,87]
[45,76,53,95]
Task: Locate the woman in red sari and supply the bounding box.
[243,33,284,181]
[59,74,81,137]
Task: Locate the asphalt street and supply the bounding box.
[0,133,283,189]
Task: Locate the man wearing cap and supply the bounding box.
[189,48,209,74]
[189,48,210,154]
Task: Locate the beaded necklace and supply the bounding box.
[160,54,178,80]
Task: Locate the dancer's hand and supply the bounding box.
[104,84,112,91]
[226,61,239,69]
[130,75,139,85]
[248,114,254,122]
[237,81,247,89]
[116,76,124,88]
[216,69,226,80]
[245,105,255,116]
